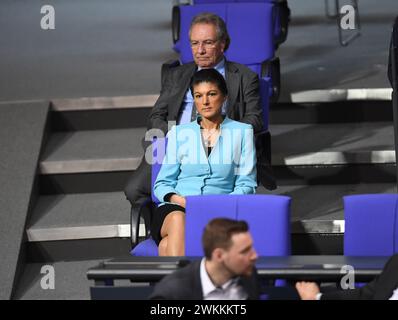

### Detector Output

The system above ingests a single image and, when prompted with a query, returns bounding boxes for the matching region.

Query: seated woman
[152,68,257,256]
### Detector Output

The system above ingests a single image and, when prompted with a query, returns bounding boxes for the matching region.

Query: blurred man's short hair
[202,218,249,259]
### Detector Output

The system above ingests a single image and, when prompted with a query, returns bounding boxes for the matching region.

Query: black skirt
[150,203,186,245]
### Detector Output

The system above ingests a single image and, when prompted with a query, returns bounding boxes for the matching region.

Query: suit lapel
[170,63,197,120]
[191,260,204,299]
[171,61,240,120]
[238,277,255,300]
[225,61,240,119]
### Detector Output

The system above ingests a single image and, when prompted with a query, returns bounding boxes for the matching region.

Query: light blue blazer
[154,117,257,203]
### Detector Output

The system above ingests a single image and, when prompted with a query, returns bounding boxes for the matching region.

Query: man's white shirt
[200,258,248,300]
[389,288,398,300]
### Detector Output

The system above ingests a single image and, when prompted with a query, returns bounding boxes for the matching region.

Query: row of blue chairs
[131,192,398,258]
[130,140,398,257]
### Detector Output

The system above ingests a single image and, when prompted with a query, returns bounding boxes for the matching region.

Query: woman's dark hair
[190,68,228,97]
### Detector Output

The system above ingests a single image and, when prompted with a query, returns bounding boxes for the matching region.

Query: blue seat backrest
[226,3,274,65]
[177,3,275,66]
[344,194,398,256]
[238,195,291,256]
[185,195,239,255]
[395,205,398,254]
[193,0,283,43]
[185,194,291,256]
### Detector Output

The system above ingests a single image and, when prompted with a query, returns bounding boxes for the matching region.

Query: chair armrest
[258,76,271,130]
[255,131,277,191]
[172,5,180,44]
[261,57,280,103]
[274,0,290,46]
[130,197,154,248]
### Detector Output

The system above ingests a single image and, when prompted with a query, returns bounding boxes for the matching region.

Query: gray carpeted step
[14,259,105,300]
[26,192,142,242]
[40,128,147,174]
[50,96,155,131]
[270,101,392,125]
[51,95,158,112]
[50,106,152,131]
[30,182,397,242]
[40,122,396,175]
[271,122,395,165]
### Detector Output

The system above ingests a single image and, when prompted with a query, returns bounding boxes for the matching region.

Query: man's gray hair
[189,12,231,51]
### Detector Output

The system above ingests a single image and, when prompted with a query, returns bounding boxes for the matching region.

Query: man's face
[190,23,226,68]
[221,232,258,277]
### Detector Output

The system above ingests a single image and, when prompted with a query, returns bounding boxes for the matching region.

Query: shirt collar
[200,258,238,298]
[197,57,226,73]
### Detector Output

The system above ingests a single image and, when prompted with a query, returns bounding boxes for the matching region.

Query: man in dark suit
[295,254,398,300]
[149,218,260,300]
[125,13,269,204]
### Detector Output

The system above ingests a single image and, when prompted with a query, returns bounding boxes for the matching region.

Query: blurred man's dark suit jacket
[149,260,260,300]
[321,254,398,300]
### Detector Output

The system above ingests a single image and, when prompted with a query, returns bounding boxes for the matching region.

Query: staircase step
[270,100,392,124]
[41,122,395,175]
[40,128,146,175]
[26,192,144,242]
[51,95,158,112]
[50,95,156,131]
[30,183,396,244]
[273,163,396,185]
[39,171,133,194]
[50,108,151,131]
[27,238,132,263]
[14,259,105,300]
[271,122,394,166]
[290,89,392,103]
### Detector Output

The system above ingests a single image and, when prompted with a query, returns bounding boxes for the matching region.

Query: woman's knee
[166,211,185,226]
[158,237,168,254]
[161,211,185,236]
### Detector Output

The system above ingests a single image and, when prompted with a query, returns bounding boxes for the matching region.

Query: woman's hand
[170,194,186,208]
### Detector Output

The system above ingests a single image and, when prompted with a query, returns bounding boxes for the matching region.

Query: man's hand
[170,194,186,208]
[295,282,321,300]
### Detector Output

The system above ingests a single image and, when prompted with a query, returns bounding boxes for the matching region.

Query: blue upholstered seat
[344,194,398,256]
